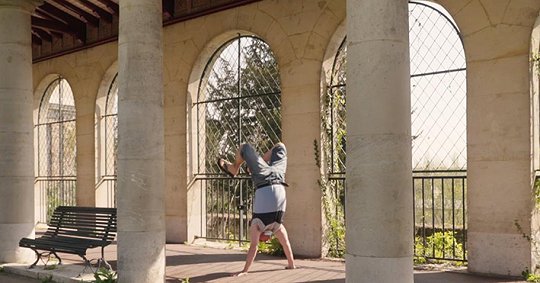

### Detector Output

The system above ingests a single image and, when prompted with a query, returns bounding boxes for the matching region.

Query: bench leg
[51,252,62,265]
[78,255,95,277]
[98,246,112,270]
[28,250,40,269]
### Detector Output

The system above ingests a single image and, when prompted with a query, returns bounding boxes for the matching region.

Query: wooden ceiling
[31,0,260,62]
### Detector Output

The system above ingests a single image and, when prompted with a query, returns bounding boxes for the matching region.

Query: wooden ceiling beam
[39,2,86,41]
[32,33,42,45]
[95,0,119,14]
[34,9,57,21]
[31,16,73,34]
[50,0,99,27]
[34,28,53,42]
[79,0,113,22]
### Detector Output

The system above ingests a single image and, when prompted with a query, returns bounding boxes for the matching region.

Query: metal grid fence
[194,35,282,242]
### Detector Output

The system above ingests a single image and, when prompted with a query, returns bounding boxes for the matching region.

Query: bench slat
[19,206,117,262]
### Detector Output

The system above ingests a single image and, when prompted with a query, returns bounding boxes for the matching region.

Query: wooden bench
[19,206,117,270]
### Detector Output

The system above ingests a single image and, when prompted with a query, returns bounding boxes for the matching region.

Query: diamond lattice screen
[197,36,282,174]
[409,1,467,170]
[37,78,77,177]
[327,40,347,174]
[327,2,467,172]
[104,75,118,176]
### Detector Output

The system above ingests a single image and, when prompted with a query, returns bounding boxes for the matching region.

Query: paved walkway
[1,243,528,282]
[0,273,40,283]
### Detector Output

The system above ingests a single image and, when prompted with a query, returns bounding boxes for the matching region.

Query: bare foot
[231,271,248,277]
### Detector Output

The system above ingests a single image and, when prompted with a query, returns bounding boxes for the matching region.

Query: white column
[345,0,412,282]
[117,1,165,282]
[0,0,40,264]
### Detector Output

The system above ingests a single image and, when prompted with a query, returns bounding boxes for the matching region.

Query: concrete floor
[0,272,40,283]
[1,243,528,283]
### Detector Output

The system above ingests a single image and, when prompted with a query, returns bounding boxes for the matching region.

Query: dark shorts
[251,211,285,233]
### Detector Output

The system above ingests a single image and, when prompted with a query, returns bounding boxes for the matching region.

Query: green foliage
[532,53,540,73]
[319,176,346,258]
[523,267,540,283]
[0,266,4,273]
[534,177,540,207]
[44,264,57,270]
[41,275,55,283]
[414,232,465,265]
[181,278,190,283]
[93,268,117,283]
[257,236,284,256]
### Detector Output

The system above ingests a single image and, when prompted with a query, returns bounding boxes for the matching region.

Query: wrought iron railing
[35,176,76,223]
[195,174,253,244]
[323,171,467,262]
[413,170,467,262]
[96,175,117,208]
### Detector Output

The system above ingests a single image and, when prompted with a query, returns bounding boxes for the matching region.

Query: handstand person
[218,142,296,276]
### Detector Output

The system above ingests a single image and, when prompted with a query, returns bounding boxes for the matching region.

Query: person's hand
[231,271,248,277]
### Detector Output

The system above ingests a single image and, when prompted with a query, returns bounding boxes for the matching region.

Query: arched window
[326,39,347,177]
[97,74,118,207]
[322,2,467,261]
[321,38,347,258]
[409,1,467,171]
[409,1,467,262]
[36,77,77,223]
[194,35,281,242]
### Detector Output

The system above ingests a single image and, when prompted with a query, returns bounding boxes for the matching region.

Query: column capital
[0,0,42,13]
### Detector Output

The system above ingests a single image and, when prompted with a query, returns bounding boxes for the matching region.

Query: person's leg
[232,223,262,276]
[274,225,295,269]
[263,142,285,163]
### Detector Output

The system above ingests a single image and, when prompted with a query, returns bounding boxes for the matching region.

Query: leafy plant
[93,267,117,283]
[534,177,540,207]
[181,278,190,283]
[0,266,4,273]
[44,264,57,270]
[40,275,55,283]
[523,267,540,283]
[414,232,465,265]
[257,236,284,256]
[532,53,540,73]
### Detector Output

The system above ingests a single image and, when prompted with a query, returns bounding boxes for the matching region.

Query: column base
[118,231,166,282]
[0,223,35,263]
[345,254,413,283]
[467,231,530,276]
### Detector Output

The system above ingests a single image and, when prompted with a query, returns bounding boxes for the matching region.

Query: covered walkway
[1,244,526,283]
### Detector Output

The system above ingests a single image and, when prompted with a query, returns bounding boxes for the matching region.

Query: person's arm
[232,224,261,276]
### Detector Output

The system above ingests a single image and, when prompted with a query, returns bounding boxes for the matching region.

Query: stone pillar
[117,1,165,282]
[345,0,412,282]
[0,0,40,263]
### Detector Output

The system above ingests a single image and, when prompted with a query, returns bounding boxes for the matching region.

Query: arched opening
[321,1,467,261]
[96,74,118,208]
[35,76,77,223]
[193,35,282,242]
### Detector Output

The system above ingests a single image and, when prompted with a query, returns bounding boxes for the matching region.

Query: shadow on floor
[166,253,248,266]
[414,271,525,283]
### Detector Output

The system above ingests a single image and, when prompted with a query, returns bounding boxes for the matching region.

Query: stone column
[0,0,40,263]
[117,1,165,282]
[345,0,412,282]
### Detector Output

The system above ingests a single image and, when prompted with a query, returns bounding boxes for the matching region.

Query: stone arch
[95,61,118,207]
[186,30,283,242]
[33,75,77,223]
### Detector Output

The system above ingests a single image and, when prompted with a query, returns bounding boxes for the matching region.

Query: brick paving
[3,243,529,282]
